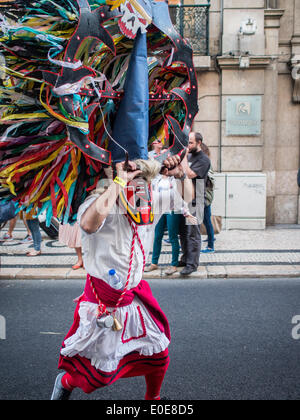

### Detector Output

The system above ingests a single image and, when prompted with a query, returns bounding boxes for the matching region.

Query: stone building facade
[178,0,300,225]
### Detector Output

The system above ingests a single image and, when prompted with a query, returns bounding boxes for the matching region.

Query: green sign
[226,96,262,136]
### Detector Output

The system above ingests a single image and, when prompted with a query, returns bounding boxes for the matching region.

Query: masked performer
[51,24,194,400]
[0,0,199,400]
[51,154,193,400]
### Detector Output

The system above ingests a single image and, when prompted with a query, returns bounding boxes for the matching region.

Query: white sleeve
[152,176,188,217]
[170,178,189,215]
[152,177,170,217]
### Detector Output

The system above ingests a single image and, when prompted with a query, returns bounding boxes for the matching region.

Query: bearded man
[179,132,211,276]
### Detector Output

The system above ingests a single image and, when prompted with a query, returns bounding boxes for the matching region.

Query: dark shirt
[189,150,211,182]
[298,169,300,188]
[188,151,211,217]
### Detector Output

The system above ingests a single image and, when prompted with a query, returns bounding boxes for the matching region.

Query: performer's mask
[119,177,154,226]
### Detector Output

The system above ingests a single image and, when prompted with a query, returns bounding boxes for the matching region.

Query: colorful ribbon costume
[0,0,198,224]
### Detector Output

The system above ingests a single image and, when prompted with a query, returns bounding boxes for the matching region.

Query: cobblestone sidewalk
[0,222,300,280]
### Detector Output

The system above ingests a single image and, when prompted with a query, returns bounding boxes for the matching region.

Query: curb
[1,265,300,280]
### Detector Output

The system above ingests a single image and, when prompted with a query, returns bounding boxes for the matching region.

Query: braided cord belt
[89,215,146,318]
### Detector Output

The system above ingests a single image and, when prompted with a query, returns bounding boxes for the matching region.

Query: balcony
[169,3,211,56]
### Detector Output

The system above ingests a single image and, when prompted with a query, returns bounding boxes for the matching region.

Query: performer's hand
[163,155,186,178]
[162,155,182,177]
[116,161,142,184]
[163,155,181,170]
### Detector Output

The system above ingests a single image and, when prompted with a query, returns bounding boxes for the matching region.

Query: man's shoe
[180,267,197,276]
[177,261,186,268]
[50,372,72,401]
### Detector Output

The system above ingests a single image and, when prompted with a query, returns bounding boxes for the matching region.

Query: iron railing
[169,4,210,55]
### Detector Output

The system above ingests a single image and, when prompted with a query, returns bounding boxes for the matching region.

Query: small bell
[96,314,114,329]
[113,317,123,332]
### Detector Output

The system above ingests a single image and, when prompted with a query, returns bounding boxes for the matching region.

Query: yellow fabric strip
[0,145,65,195]
[39,83,89,132]
[0,112,50,121]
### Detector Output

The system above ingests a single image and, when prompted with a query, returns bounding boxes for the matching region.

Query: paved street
[1,221,300,279]
[0,278,300,400]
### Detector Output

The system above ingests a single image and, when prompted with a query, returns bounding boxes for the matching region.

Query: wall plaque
[226,96,262,136]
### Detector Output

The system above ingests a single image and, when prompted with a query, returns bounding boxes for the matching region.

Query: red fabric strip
[55,175,69,208]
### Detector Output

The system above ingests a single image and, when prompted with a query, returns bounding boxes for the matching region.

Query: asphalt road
[0,278,300,400]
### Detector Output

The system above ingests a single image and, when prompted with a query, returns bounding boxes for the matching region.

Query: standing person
[179,132,211,275]
[145,175,197,276]
[201,143,215,254]
[59,223,83,270]
[144,175,181,275]
[50,156,194,400]
[25,210,42,257]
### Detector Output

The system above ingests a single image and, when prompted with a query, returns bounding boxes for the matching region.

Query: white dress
[60,177,186,372]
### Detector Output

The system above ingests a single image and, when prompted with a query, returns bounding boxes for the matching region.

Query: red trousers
[62,355,169,400]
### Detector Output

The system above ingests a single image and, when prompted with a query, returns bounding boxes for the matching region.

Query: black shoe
[50,372,72,400]
[180,266,197,276]
[177,261,186,268]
